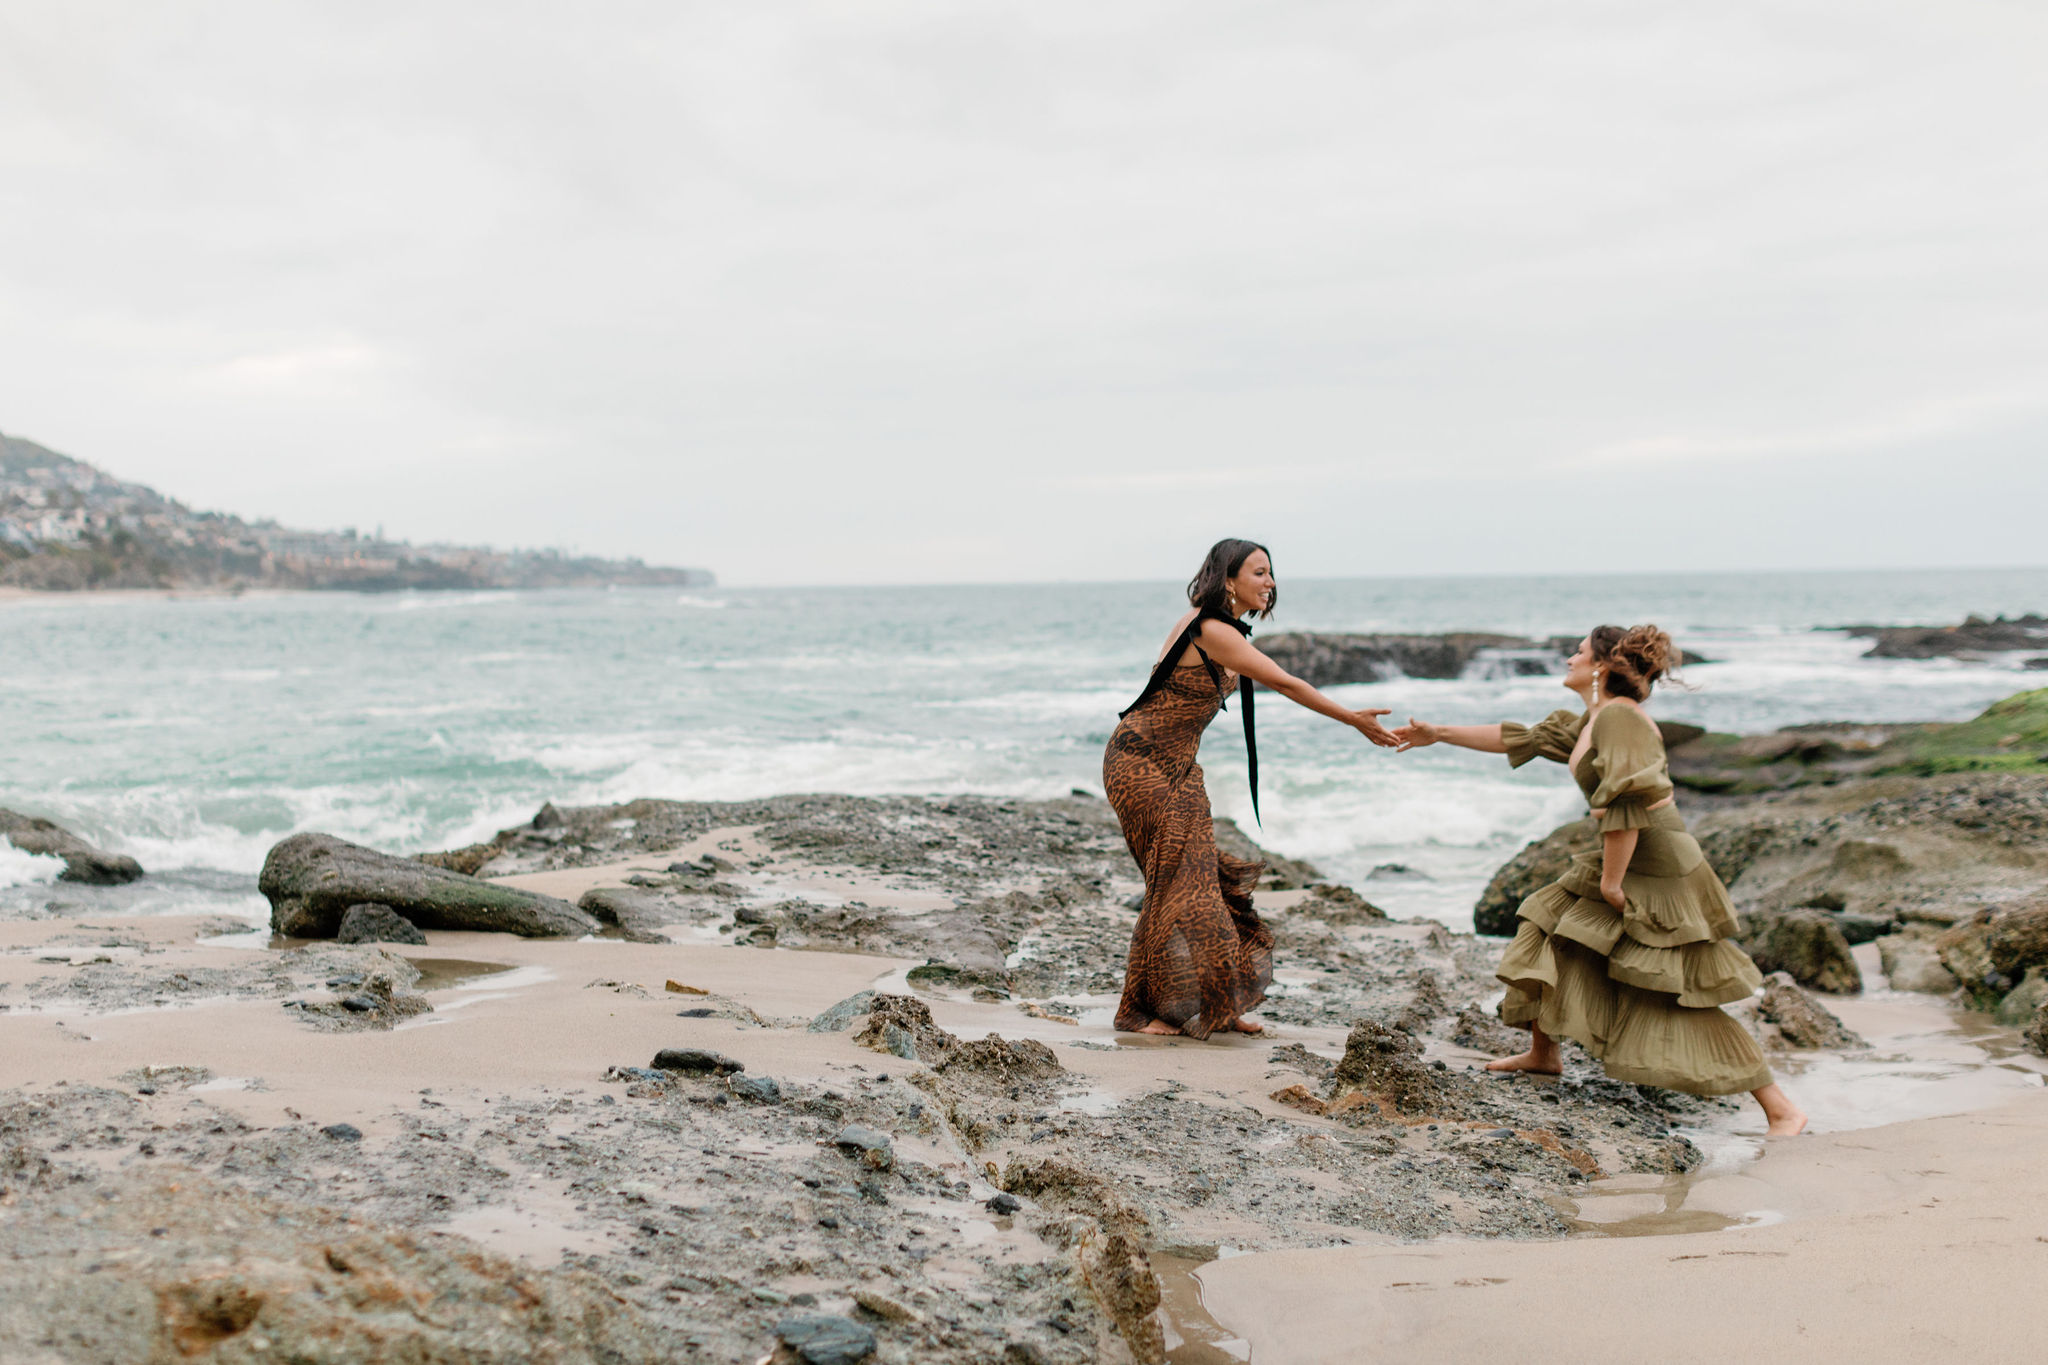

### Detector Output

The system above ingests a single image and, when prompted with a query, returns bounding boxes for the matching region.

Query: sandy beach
[1197,1089,2048,1362]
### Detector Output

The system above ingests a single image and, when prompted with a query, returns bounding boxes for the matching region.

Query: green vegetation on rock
[1669,688,2048,793]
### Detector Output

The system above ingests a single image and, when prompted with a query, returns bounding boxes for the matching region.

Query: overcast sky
[2,2,2044,585]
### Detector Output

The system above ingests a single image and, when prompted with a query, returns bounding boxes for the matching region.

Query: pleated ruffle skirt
[1496,806,1773,1096]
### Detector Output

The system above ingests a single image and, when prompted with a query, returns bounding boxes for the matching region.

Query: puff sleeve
[1588,705,1674,831]
[1501,709,1585,768]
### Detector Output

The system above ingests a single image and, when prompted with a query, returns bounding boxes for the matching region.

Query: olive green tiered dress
[1494,704,1773,1096]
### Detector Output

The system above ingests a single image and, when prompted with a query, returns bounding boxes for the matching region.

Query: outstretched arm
[1196,622,1398,747]
[1599,829,1638,910]
[1391,720,1508,753]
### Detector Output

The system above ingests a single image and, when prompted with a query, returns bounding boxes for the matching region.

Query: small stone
[677,1008,717,1018]
[1487,1128,1516,1138]
[881,1024,917,1060]
[807,991,877,1033]
[731,1076,783,1103]
[753,1287,791,1305]
[651,1048,745,1075]
[853,1289,918,1323]
[339,994,379,1013]
[335,902,426,946]
[985,1192,1021,1215]
[321,1123,363,1141]
[773,1314,877,1365]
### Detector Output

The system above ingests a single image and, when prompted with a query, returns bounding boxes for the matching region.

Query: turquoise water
[5,567,2046,928]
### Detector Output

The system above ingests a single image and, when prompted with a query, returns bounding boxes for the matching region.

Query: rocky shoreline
[3,688,2045,1362]
[2,791,1775,1365]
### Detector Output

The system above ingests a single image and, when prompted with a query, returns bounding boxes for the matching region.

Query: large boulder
[1742,910,1861,994]
[260,833,598,939]
[0,809,144,885]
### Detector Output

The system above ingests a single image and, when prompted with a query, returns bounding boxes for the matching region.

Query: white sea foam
[0,846,66,887]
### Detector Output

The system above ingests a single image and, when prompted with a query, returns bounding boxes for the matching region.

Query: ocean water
[4,568,2046,930]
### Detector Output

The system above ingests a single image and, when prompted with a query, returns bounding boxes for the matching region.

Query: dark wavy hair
[1589,623,1679,701]
[1187,539,1275,620]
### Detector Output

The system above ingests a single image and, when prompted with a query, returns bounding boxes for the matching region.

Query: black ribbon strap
[1119,610,1262,826]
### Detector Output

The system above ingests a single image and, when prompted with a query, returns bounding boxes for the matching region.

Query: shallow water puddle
[1154,1253,1253,1364]
[1560,987,2047,1238]
[408,957,518,991]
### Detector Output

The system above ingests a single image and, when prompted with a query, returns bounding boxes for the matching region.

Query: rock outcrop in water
[1258,632,1713,687]
[1841,613,2048,661]
[0,808,143,885]
[260,832,598,939]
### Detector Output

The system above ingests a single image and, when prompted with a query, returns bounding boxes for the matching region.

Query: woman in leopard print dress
[1105,540,1399,1038]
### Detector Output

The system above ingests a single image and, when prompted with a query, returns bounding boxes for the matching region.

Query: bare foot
[1484,1051,1562,1075]
[1227,1017,1265,1036]
[1766,1109,1809,1137]
[1135,1019,1178,1036]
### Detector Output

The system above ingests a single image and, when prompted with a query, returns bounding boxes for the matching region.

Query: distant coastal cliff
[0,430,714,593]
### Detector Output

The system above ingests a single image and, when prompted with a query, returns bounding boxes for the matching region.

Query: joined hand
[1353,708,1398,747]
[1391,717,1439,751]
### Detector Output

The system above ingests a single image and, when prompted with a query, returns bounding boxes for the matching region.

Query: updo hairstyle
[1588,623,1677,701]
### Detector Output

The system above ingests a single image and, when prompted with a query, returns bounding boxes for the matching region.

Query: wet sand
[1196,968,2048,1364]
[1197,1091,2048,1362]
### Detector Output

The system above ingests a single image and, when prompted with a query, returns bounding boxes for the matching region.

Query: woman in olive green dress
[1396,625,1807,1136]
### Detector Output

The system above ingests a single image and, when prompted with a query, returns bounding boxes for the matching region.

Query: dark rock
[1743,910,1861,994]
[1754,972,1865,1049]
[772,1314,876,1365]
[531,802,566,829]
[339,994,378,1013]
[1845,614,2048,660]
[1832,911,1899,946]
[651,1048,744,1075]
[261,833,598,939]
[1473,818,1598,936]
[0,809,144,885]
[320,1123,362,1141]
[1259,631,1547,684]
[985,1192,1022,1214]
[729,1075,782,1103]
[806,991,876,1033]
[334,903,427,946]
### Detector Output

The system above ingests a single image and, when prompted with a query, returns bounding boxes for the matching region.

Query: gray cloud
[2,0,2043,584]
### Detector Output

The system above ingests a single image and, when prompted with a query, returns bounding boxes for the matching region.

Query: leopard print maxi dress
[1104,631,1272,1038]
